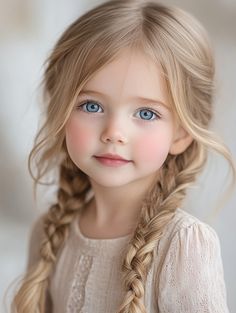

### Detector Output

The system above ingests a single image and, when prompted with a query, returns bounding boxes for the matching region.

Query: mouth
[93,154,131,167]
[94,153,130,161]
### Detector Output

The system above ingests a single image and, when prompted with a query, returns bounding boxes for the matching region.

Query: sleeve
[26,213,53,313]
[157,222,230,313]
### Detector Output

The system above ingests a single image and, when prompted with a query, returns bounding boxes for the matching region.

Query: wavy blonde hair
[11,0,236,312]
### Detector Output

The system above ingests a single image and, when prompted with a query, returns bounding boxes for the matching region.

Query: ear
[169,126,193,155]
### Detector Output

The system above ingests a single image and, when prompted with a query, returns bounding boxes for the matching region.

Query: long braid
[117,142,207,313]
[41,156,90,262]
[12,156,91,312]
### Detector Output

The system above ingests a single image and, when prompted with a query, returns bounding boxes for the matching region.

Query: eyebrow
[78,89,170,111]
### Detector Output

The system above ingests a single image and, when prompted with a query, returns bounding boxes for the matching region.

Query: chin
[89,175,133,188]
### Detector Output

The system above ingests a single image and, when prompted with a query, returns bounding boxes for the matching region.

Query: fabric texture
[27,208,230,313]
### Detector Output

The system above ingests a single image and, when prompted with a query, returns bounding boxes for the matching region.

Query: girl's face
[65,49,180,188]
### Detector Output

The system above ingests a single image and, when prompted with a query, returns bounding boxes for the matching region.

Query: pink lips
[94,153,131,167]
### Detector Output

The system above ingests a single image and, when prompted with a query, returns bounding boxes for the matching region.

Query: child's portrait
[1,0,236,312]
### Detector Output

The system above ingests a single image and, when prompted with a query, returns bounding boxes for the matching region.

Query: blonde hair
[11,0,236,312]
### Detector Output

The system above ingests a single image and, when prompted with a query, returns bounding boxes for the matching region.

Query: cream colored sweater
[27,208,230,313]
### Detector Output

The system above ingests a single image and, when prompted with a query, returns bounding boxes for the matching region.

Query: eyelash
[76,99,161,121]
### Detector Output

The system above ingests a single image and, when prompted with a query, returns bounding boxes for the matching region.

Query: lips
[94,154,131,167]
[95,153,129,161]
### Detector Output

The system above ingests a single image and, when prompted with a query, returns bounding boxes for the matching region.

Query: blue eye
[137,109,158,121]
[78,101,103,113]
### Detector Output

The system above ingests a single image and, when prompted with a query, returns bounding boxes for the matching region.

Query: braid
[12,156,91,312]
[117,142,207,313]
[41,156,90,262]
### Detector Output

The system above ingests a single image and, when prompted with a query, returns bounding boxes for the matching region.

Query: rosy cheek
[65,117,94,154]
[134,131,171,165]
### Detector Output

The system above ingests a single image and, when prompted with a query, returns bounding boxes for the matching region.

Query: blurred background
[0,0,235,312]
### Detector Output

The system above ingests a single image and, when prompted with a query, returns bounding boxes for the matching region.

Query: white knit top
[27,208,230,313]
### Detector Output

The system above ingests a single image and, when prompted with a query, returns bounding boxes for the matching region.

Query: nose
[100,117,128,145]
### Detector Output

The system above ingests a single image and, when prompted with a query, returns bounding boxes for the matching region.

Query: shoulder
[162,207,220,242]
[27,212,47,270]
[154,208,225,285]
[155,208,222,267]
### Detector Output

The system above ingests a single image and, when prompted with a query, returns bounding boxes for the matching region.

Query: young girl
[11,0,235,312]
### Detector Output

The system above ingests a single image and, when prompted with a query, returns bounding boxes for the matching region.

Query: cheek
[134,130,172,165]
[65,117,94,155]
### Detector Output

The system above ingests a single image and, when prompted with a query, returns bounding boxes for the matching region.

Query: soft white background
[0,0,235,312]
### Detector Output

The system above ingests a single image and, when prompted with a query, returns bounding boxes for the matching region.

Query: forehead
[80,49,169,105]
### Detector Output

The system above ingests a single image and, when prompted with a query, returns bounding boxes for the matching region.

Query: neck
[85,175,157,229]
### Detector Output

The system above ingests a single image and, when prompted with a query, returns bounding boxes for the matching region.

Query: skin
[65,48,192,238]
